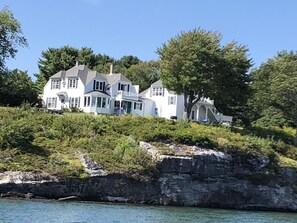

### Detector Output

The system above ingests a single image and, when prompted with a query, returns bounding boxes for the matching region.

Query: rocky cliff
[1,143,297,212]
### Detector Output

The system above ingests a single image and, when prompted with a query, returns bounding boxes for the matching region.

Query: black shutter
[127,84,130,92]
[134,102,136,110]
[103,82,105,91]
[140,103,142,110]
[118,83,121,90]
[93,80,96,90]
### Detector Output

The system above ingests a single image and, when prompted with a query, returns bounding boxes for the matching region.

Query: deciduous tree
[157,28,251,119]
[0,7,27,71]
[125,61,160,92]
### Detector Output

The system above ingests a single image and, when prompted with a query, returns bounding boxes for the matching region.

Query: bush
[0,120,35,150]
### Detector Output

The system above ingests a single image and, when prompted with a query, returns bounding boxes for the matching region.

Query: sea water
[0,199,297,223]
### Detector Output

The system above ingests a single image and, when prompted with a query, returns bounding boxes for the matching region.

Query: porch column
[196,105,200,121]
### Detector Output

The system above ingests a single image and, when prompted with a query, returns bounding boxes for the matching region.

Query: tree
[0,69,38,106]
[37,46,79,81]
[0,7,27,71]
[125,61,160,92]
[157,28,252,119]
[117,55,141,70]
[36,46,110,92]
[250,51,297,144]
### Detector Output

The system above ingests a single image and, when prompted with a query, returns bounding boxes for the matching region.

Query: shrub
[0,120,35,150]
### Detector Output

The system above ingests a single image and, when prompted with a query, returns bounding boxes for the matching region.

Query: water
[0,199,297,223]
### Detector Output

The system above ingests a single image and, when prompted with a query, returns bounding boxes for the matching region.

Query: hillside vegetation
[0,107,296,180]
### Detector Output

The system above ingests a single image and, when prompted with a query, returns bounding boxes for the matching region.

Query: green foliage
[157,28,251,119]
[0,119,35,150]
[0,7,27,70]
[125,61,160,92]
[249,51,297,136]
[253,106,288,128]
[0,69,38,106]
[1,107,297,180]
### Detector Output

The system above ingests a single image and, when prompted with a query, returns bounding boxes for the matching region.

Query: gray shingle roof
[49,65,106,85]
[107,73,131,85]
[151,79,163,86]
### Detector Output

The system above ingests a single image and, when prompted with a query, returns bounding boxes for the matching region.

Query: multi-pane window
[94,81,105,91]
[69,97,80,107]
[68,78,78,88]
[102,98,107,108]
[168,96,176,105]
[118,83,129,92]
[91,97,96,107]
[96,97,109,108]
[152,87,163,96]
[47,97,57,108]
[84,96,91,107]
[51,79,61,89]
[134,102,142,110]
[96,97,101,108]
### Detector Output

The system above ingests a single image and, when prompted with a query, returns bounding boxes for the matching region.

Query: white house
[43,64,232,124]
[140,80,233,124]
[43,63,145,116]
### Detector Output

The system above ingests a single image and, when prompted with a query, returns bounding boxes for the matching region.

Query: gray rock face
[1,148,297,212]
[79,153,108,177]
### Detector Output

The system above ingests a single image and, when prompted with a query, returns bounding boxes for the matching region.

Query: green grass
[0,107,296,179]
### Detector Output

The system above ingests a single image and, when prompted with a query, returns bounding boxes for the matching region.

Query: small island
[1,107,297,211]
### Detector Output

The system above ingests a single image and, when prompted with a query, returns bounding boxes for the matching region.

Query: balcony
[115,90,139,101]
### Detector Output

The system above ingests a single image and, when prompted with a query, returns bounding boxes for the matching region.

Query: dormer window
[118,83,130,92]
[51,79,61,89]
[94,80,105,91]
[152,87,163,96]
[68,78,78,88]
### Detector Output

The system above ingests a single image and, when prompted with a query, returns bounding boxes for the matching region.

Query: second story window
[94,80,105,91]
[118,83,130,92]
[51,79,61,89]
[168,96,176,105]
[152,87,163,96]
[68,78,78,88]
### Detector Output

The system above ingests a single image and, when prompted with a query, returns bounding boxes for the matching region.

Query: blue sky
[1,0,297,78]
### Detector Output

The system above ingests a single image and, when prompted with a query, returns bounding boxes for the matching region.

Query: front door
[127,102,132,113]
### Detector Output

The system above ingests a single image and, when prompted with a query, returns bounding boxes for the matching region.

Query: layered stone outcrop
[1,144,297,211]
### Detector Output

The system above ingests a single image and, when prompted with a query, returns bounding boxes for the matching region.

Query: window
[69,97,80,107]
[152,87,163,96]
[94,80,105,91]
[134,102,142,110]
[91,97,96,107]
[168,96,176,105]
[68,78,78,88]
[118,83,130,92]
[51,79,61,89]
[47,97,57,108]
[191,111,195,120]
[102,98,106,108]
[84,96,91,107]
[97,97,101,108]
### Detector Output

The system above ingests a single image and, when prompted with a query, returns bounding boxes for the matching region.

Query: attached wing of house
[140,80,233,124]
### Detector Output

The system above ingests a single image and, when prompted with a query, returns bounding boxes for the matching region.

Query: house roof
[49,65,107,85]
[84,90,111,97]
[151,79,163,86]
[139,88,149,96]
[50,70,66,79]
[107,73,131,85]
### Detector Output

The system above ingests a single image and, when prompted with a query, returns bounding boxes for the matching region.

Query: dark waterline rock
[1,149,297,212]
